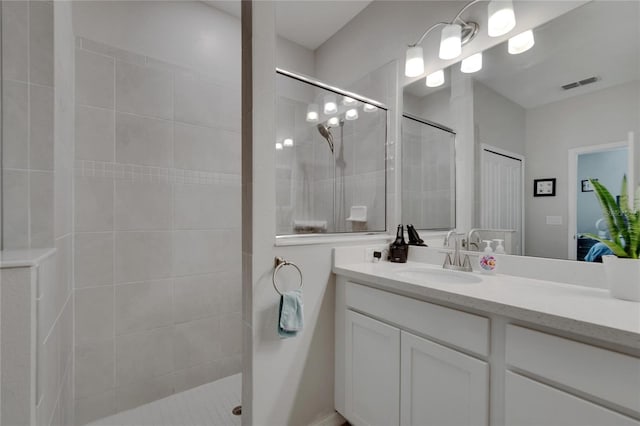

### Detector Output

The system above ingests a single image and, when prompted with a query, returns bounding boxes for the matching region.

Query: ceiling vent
[561,76,599,90]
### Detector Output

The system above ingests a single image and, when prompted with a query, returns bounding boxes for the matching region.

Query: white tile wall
[73,37,242,424]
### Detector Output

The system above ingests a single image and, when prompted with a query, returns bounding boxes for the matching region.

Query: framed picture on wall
[534,178,556,197]
[581,179,597,192]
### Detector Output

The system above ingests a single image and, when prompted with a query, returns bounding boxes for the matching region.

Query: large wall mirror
[402,0,639,261]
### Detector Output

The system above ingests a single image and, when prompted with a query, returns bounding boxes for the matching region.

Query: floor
[88,374,242,426]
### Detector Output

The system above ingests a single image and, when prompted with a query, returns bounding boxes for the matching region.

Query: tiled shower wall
[73,38,242,424]
[2,2,75,425]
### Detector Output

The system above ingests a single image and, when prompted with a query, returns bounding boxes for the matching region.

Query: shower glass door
[275,70,387,236]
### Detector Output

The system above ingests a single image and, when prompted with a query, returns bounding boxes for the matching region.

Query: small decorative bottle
[479,240,497,273]
[389,225,409,263]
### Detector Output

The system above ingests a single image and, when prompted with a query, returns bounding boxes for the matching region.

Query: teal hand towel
[278,289,304,338]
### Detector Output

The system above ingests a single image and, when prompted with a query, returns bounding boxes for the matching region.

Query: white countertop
[333,260,640,349]
[0,248,56,268]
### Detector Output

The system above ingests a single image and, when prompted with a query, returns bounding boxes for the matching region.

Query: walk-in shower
[275,69,388,236]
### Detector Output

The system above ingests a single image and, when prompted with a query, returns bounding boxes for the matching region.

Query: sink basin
[395,267,482,284]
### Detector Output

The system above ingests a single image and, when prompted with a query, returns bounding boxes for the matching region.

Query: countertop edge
[333,264,640,350]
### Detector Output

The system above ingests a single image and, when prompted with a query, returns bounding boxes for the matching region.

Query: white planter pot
[602,255,640,302]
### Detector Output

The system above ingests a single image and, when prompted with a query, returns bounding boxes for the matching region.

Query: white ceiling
[205,0,372,50]
[406,1,640,109]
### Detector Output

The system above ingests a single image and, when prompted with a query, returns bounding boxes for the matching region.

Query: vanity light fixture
[426,70,445,87]
[275,142,284,150]
[327,116,340,127]
[460,52,482,73]
[306,104,319,122]
[405,46,425,77]
[488,0,516,37]
[404,0,518,82]
[283,138,294,147]
[324,95,337,114]
[363,104,378,113]
[439,24,462,60]
[342,96,358,106]
[345,108,358,120]
[508,29,535,54]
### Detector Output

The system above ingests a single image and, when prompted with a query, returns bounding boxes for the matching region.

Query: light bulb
[342,96,357,106]
[439,24,462,60]
[426,70,445,88]
[324,95,337,114]
[460,52,483,73]
[283,138,294,147]
[488,0,516,37]
[405,46,425,77]
[363,104,378,113]
[327,116,340,127]
[345,108,358,120]
[508,30,535,54]
[306,104,319,122]
[275,142,283,150]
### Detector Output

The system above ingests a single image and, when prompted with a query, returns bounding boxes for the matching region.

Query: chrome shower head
[316,123,335,153]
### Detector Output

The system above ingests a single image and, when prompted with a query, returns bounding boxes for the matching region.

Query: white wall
[525,80,640,259]
[474,81,526,156]
[72,0,240,86]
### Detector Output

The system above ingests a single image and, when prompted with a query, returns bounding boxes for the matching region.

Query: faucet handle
[443,253,453,268]
[461,255,473,272]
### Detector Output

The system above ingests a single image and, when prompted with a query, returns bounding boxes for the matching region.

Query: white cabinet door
[505,371,640,426]
[400,331,489,426]
[345,310,400,426]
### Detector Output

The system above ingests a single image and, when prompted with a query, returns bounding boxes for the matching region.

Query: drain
[232,405,242,416]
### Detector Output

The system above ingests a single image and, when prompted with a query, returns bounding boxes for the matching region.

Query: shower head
[316,123,335,153]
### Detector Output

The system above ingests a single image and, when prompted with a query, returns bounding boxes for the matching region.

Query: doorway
[567,133,635,260]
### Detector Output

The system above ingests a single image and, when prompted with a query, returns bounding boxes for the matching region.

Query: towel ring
[272,257,303,296]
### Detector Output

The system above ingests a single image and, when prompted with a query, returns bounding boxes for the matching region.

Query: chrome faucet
[443,232,473,272]
[466,228,482,251]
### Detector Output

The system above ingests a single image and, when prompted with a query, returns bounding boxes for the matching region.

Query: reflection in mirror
[401,114,455,230]
[402,0,639,260]
[275,70,387,236]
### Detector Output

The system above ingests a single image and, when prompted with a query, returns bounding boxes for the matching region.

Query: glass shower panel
[401,115,456,230]
[276,71,387,236]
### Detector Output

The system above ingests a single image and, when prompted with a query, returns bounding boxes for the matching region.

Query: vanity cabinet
[335,275,640,426]
[339,281,490,426]
[345,311,400,426]
[400,331,488,426]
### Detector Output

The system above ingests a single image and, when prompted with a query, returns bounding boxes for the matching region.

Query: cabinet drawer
[505,371,640,425]
[506,325,640,414]
[346,281,489,356]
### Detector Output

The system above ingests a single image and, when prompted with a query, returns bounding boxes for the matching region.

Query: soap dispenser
[389,225,409,263]
[493,239,506,254]
[479,240,497,273]
[482,240,493,253]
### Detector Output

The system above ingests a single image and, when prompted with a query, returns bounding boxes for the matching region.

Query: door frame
[480,144,526,255]
[566,132,635,260]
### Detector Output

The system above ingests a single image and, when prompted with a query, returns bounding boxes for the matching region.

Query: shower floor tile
[88,374,241,426]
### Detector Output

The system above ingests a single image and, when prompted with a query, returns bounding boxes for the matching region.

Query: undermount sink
[395,267,482,284]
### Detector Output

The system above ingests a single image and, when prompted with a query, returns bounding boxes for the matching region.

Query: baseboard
[307,410,347,426]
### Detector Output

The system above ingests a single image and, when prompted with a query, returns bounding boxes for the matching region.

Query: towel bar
[272,256,303,296]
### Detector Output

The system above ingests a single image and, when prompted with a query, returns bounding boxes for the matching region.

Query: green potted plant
[584,176,640,301]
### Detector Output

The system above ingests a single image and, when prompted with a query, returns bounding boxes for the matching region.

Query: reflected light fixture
[508,29,535,54]
[345,108,359,120]
[405,46,425,77]
[327,116,340,127]
[275,142,283,150]
[363,104,378,113]
[342,96,357,106]
[426,70,445,88]
[306,104,319,122]
[324,95,337,114]
[460,52,482,73]
[283,138,294,147]
[488,0,516,37]
[439,24,462,60]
